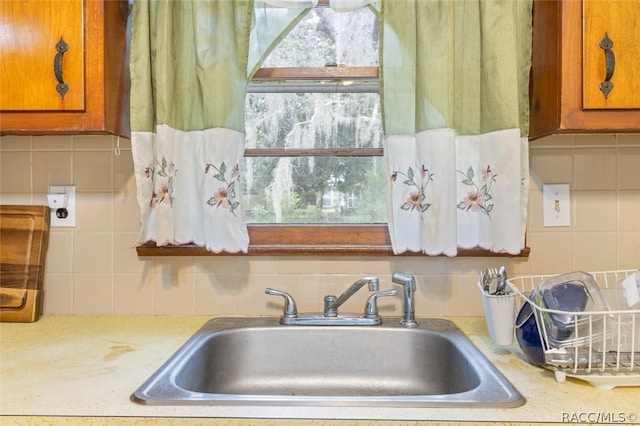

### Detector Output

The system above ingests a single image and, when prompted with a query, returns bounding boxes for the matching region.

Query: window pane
[244,6,384,226]
[263,6,379,68]
[243,156,387,224]
[245,92,381,150]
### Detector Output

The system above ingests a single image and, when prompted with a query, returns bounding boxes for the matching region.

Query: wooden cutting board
[0,205,50,322]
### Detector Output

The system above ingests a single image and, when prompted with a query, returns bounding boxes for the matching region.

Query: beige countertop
[1,315,639,425]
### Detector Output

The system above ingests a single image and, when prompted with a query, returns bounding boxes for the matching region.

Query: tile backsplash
[1,133,638,316]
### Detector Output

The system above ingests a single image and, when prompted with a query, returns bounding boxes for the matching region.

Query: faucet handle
[364,289,397,319]
[265,288,298,318]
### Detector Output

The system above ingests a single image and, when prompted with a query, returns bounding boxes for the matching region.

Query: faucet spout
[392,272,418,327]
[324,277,379,317]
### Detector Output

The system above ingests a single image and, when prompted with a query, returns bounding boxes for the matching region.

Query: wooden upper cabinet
[529,0,640,140]
[0,1,84,111]
[0,0,130,137]
[583,0,640,110]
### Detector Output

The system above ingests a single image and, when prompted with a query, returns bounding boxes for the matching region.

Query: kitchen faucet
[265,276,395,326]
[392,272,418,327]
[323,277,379,317]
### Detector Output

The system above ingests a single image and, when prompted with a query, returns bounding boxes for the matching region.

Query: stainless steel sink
[131,317,524,407]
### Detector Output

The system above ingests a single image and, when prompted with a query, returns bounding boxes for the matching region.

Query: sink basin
[131,317,524,408]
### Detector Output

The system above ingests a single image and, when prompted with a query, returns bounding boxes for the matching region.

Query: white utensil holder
[478,281,516,346]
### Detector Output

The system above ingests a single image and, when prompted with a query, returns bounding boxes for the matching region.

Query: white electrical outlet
[542,183,570,227]
[48,185,76,227]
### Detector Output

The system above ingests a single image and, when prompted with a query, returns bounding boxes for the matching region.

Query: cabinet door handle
[599,32,615,99]
[54,37,69,100]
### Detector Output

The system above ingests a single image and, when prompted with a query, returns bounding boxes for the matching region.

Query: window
[243,3,392,253]
[135,1,530,257]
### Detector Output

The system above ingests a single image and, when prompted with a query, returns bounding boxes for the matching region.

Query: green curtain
[382,0,532,136]
[130,0,254,133]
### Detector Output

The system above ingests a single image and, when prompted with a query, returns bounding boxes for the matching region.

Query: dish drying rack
[507,269,639,389]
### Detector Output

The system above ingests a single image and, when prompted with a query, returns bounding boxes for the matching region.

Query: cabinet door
[0,0,84,111]
[583,0,640,109]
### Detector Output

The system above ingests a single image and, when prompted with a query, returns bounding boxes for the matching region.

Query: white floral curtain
[382,0,532,255]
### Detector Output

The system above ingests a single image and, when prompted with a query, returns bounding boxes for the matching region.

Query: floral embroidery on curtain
[457,165,497,218]
[391,164,434,218]
[205,162,241,216]
[146,157,177,208]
